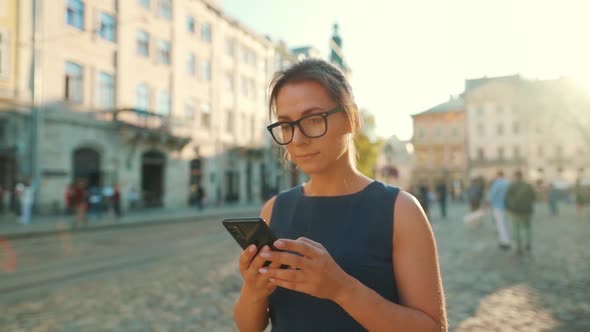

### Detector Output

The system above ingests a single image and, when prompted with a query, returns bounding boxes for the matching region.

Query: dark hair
[514,170,523,179]
[268,59,360,165]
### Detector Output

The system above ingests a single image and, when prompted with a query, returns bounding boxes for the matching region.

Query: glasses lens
[300,115,326,137]
[270,124,292,144]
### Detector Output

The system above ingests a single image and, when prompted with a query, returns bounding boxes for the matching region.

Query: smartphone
[222,217,278,250]
[222,217,290,269]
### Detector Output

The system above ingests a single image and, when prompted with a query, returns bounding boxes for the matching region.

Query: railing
[111,108,192,137]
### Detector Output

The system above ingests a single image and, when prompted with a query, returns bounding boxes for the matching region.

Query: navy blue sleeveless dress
[268,181,401,331]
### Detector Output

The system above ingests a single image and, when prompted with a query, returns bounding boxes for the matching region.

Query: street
[0,203,589,331]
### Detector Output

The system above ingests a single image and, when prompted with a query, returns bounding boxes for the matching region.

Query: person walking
[436,181,448,219]
[575,177,585,219]
[505,171,536,255]
[487,171,511,250]
[233,59,446,331]
[16,180,34,225]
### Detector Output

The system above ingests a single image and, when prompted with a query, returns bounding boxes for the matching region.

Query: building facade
[464,75,589,186]
[375,135,414,190]
[0,0,312,214]
[411,96,468,194]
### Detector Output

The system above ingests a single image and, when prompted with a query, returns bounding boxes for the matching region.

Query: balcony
[111,108,192,151]
[469,157,526,167]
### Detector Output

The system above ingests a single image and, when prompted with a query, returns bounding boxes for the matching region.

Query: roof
[464,74,522,93]
[413,97,464,117]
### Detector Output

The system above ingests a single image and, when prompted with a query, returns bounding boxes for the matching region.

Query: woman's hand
[257,237,352,302]
[238,245,278,301]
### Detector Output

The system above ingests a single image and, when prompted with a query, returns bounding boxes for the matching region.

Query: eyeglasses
[266,107,345,145]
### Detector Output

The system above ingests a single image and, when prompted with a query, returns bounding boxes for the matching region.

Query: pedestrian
[505,170,536,255]
[233,59,447,331]
[72,179,88,228]
[196,186,205,210]
[16,179,34,225]
[436,181,448,219]
[487,171,511,250]
[112,184,122,218]
[467,177,484,211]
[65,183,75,216]
[547,182,559,216]
[0,184,4,215]
[418,184,430,218]
[575,177,585,219]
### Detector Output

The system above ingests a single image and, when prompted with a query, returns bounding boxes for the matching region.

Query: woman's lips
[296,152,319,160]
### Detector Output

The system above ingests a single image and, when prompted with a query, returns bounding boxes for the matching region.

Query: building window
[415,128,423,139]
[251,115,257,140]
[64,61,84,103]
[187,16,195,34]
[66,0,85,30]
[0,29,9,80]
[555,145,563,158]
[201,23,212,43]
[138,0,150,9]
[477,123,484,135]
[157,40,171,65]
[477,106,484,116]
[452,127,459,137]
[497,123,504,135]
[225,38,235,56]
[538,146,544,158]
[513,122,519,134]
[435,127,442,137]
[186,53,196,76]
[200,59,211,81]
[227,110,234,132]
[156,90,170,116]
[96,72,115,109]
[136,30,150,57]
[225,73,234,91]
[201,102,211,128]
[496,105,503,113]
[249,80,256,100]
[513,146,520,159]
[498,147,504,160]
[243,113,249,138]
[242,47,249,64]
[97,12,116,42]
[477,148,485,160]
[158,0,172,20]
[185,98,195,119]
[250,53,257,67]
[135,84,150,111]
[241,76,248,97]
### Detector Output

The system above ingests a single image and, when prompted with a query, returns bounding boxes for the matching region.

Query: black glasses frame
[266,107,345,145]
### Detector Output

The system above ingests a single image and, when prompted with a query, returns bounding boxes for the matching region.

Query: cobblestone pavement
[0,202,588,331]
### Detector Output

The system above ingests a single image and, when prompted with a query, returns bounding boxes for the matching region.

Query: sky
[221,0,590,140]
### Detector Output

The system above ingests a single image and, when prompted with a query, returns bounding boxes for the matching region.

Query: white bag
[463,208,487,228]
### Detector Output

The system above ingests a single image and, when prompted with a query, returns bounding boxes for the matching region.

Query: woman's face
[275,80,351,175]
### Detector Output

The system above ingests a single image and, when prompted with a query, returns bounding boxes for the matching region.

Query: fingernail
[249,246,256,253]
[275,240,284,247]
[260,252,271,258]
[258,268,267,274]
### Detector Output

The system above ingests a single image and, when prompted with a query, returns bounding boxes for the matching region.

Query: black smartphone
[222,217,278,250]
[222,217,290,269]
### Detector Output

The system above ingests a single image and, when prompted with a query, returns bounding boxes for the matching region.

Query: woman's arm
[332,191,447,331]
[233,196,276,332]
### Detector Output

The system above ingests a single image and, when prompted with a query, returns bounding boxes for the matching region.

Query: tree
[354,110,383,177]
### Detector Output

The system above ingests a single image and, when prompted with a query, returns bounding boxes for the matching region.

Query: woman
[233,59,447,331]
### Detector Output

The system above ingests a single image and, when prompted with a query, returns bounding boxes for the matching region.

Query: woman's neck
[303,162,373,196]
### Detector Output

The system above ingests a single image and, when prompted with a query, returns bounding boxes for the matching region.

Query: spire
[330,22,346,71]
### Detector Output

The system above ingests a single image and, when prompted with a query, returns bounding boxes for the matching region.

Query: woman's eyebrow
[277,107,325,121]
